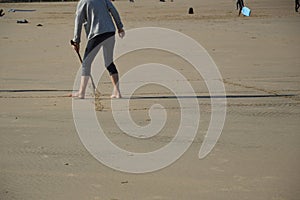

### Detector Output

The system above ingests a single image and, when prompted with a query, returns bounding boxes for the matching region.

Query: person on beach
[236,0,244,16]
[296,0,300,12]
[72,0,125,99]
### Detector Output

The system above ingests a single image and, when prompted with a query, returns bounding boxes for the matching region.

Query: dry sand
[0,0,300,199]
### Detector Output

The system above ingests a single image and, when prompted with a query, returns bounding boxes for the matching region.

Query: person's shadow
[126,94,294,100]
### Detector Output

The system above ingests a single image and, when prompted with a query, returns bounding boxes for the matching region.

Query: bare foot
[110,94,122,99]
[71,92,85,99]
[111,88,122,99]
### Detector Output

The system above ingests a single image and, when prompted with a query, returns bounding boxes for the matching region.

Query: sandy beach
[0,0,300,199]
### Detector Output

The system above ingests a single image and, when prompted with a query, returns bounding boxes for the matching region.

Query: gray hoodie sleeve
[105,0,123,30]
[73,1,87,43]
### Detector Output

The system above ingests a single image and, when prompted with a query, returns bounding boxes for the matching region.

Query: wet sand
[0,0,300,199]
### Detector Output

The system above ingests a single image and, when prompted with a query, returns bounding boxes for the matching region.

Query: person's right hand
[118,28,125,39]
[71,41,80,53]
[73,43,80,53]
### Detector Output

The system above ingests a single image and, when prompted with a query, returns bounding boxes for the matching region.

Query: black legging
[82,32,118,76]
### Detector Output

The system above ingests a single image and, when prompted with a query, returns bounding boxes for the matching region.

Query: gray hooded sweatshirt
[73,0,123,43]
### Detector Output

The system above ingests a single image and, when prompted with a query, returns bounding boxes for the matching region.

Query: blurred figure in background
[296,0,300,12]
[236,0,244,16]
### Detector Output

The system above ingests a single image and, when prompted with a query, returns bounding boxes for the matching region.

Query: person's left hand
[118,28,125,39]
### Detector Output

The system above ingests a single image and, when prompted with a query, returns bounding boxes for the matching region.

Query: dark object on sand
[160,0,165,2]
[9,9,36,12]
[17,19,28,24]
[37,24,43,27]
[296,0,300,12]
[236,0,245,16]
[0,9,5,17]
[188,7,194,14]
